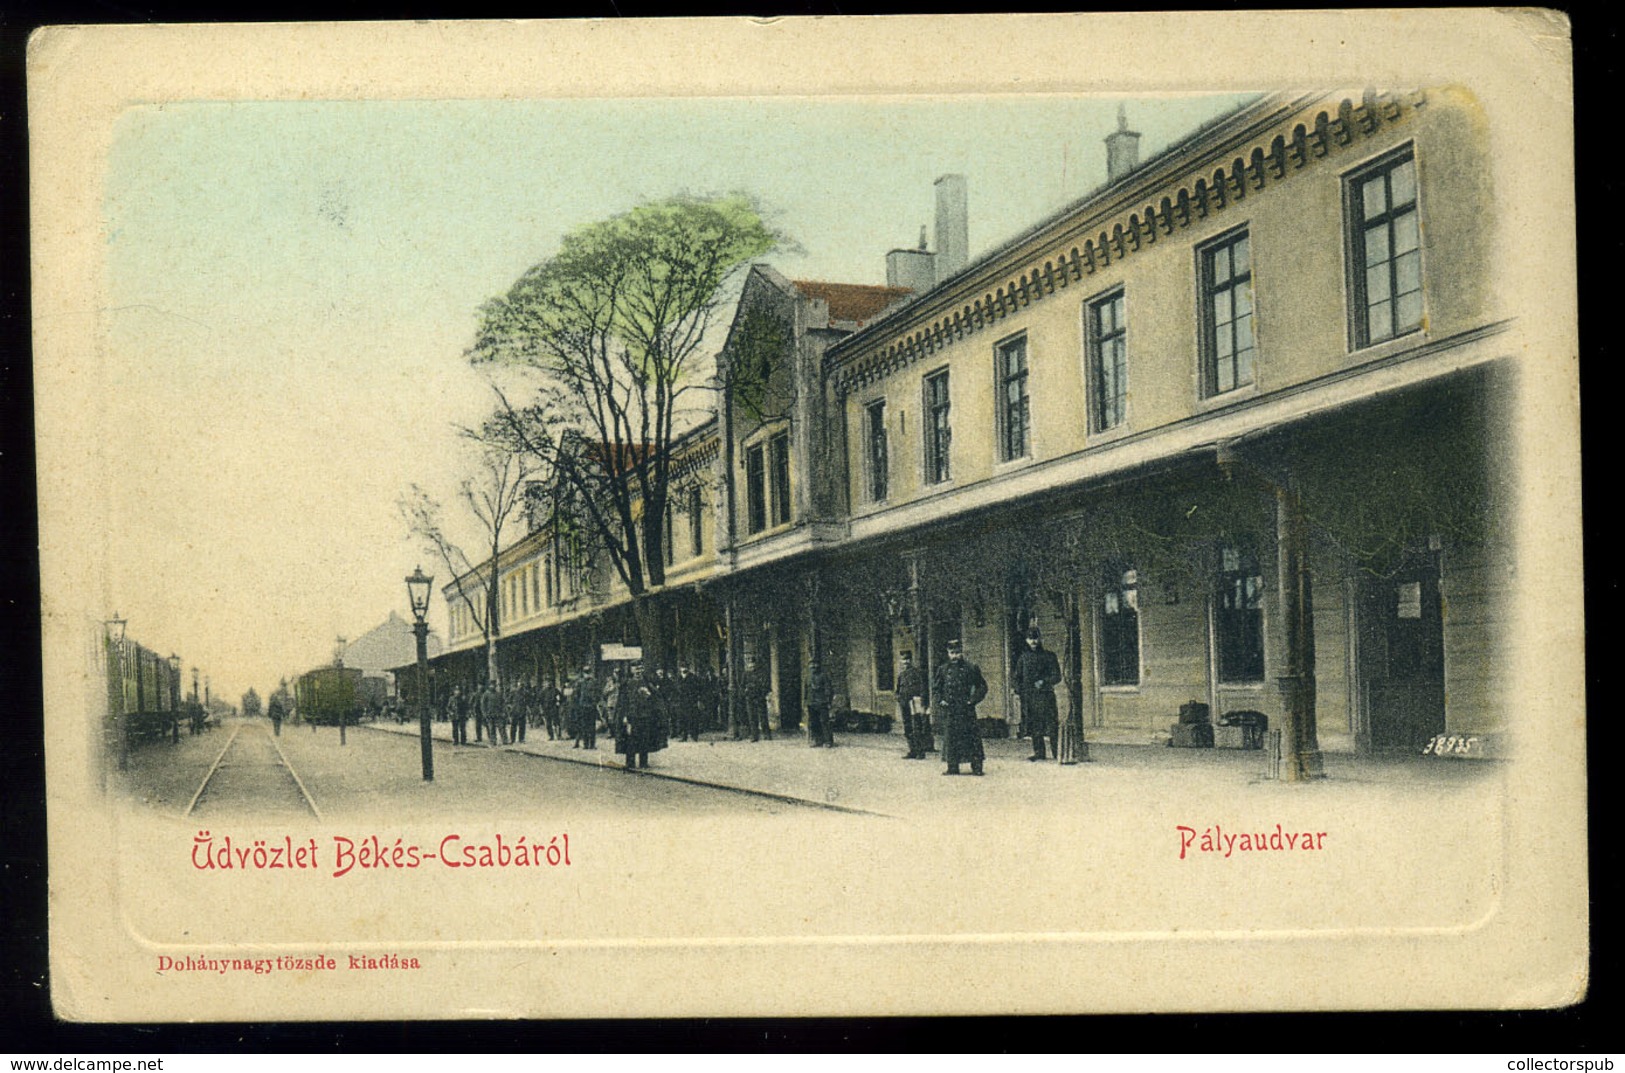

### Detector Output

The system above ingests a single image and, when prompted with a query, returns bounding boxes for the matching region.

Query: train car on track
[105,632,185,743]
[293,665,367,725]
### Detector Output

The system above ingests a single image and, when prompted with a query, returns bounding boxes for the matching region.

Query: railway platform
[364,716,1497,819]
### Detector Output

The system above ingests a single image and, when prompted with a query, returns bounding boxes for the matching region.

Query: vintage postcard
[30,12,1584,1020]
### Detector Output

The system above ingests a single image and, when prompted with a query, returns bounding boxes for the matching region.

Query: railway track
[186,720,323,819]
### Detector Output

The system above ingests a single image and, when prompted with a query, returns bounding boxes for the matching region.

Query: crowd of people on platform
[434,663,730,770]
[375,627,1066,778]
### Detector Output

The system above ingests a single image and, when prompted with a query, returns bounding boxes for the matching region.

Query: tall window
[865,399,889,503]
[559,532,581,598]
[873,618,895,692]
[1088,289,1128,432]
[745,444,767,534]
[1216,542,1265,683]
[544,555,554,607]
[769,433,792,526]
[996,336,1030,461]
[688,486,704,558]
[663,501,675,567]
[1100,564,1140,686]
[1348,147,1422,347]
[1200,229,1255,397]
[924,369,952,484]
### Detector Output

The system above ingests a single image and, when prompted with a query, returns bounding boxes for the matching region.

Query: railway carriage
[104,633,185,743]
[294,666,368,726]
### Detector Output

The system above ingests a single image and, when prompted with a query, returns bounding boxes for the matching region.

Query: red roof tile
[791,280,913,326]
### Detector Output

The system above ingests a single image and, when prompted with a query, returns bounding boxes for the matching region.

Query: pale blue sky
[100,93,1255,698]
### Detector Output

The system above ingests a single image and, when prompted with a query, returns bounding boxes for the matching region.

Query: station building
[422,87,1517,765]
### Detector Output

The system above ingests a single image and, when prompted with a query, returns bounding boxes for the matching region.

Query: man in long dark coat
[615,664,667,770]
[742,655,772,742]
[508,681,528,744]
[1014,627,1062,761]
[567,664,598,749]
[805,659,836,748]
[932,638,988,776]
[267,693,285,737]
[651,668,676,745]
[676,665,703,742]
[479,682,503,746]
[447,685,468,745]
[894,650,929,759]
[540,679,562,740]
[703,667,725,733]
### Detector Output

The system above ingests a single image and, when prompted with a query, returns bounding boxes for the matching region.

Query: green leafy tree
[469,194,781,665]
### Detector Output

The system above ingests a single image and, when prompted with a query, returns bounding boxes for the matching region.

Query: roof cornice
[826,88,1429,394]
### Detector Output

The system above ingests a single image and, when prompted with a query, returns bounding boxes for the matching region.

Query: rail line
[185,720,323,820]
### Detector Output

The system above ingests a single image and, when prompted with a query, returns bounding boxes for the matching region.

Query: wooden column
[1276,482,1325,780]
[1058,590,1091,764]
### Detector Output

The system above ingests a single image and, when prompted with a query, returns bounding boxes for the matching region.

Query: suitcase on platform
[1168,721,1214,748]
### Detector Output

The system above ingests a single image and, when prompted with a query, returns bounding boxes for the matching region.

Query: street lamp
[406,565,435,782]
[167,654,181,744]
[105,614,127,772]
[335,635,349,746]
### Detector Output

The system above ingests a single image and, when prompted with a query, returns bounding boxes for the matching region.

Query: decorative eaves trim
[831,88,1427,397]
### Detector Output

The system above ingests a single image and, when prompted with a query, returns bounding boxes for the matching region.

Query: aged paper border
[29,11,1585,1020]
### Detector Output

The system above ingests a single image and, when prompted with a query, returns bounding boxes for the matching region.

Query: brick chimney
[1105,104,1141,184]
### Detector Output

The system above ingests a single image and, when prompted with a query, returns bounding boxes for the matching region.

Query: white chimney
[887,245,936,293]
[934,174,968,279]
[1105,104,1141,184]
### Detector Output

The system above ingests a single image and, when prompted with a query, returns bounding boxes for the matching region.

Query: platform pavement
[352,715,1436,818]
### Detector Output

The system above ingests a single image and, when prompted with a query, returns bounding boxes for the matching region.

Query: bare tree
[398,425,537,687]
[467,194,781,666]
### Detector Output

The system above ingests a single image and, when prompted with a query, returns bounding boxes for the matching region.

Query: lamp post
[106,614,127,771]
[406,565,435,782]
[168,655,182,743]
[335,636,348,746]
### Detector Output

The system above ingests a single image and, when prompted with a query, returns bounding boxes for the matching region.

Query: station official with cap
[1014,627,1062,761]
[931,638,988,776]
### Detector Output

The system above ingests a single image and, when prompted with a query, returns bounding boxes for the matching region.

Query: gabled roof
[342,611,443,672]
[790,280,913,327]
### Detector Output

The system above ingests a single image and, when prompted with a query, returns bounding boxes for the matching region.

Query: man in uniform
[931,638,988,776]
[1014,626,1062,761]
[804,658,836,748]
[448,685,468,745]
[508,680,528,744]
[894,650,928,759]
[676,665,702,742]
[479,681,503,746]
[568,662,598,749]
[540,678,562,741]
